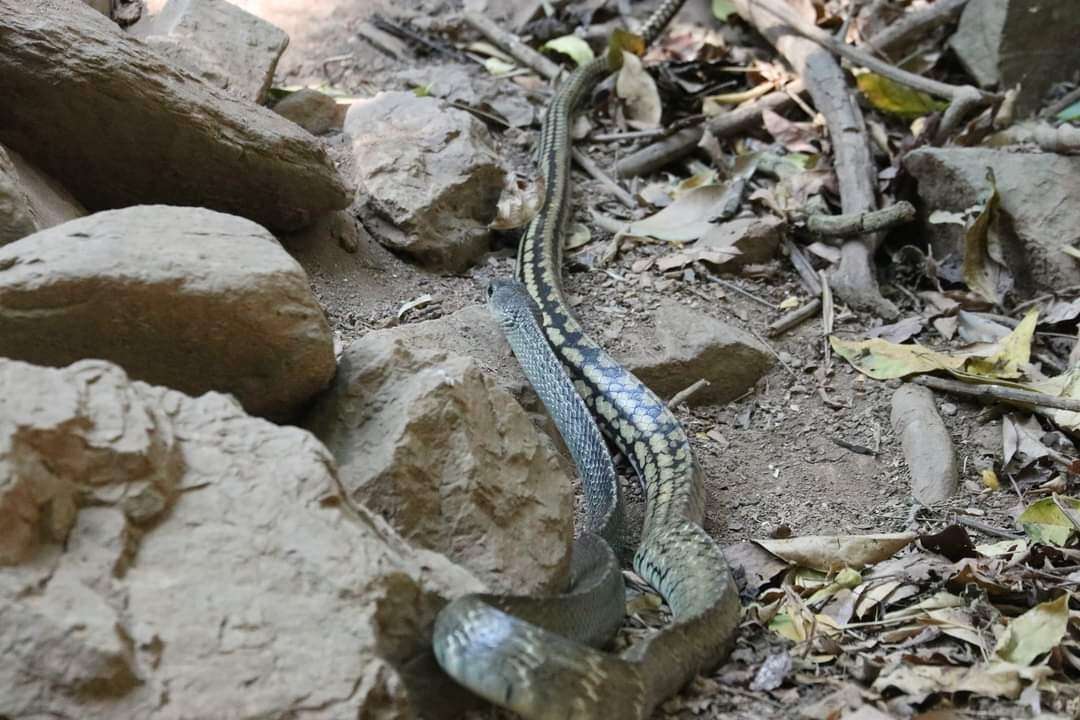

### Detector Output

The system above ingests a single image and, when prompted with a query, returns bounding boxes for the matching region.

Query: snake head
[486,278,543,330]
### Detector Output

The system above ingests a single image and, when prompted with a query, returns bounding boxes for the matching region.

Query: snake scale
[433,1,741,717]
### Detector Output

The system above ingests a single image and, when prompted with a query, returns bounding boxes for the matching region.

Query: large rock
[346,91,505,271]
[0,358,481,719]
[623,300,775,405]
[305,336,573,595]
[0,144,85,246]
[0,206,335,420]
[950,0,1080,113]
[903,147,1080,292]
[0,0,349,232]
[394,64,536,128]
[130,0,289,105]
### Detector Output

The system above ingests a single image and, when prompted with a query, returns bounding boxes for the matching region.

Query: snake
[433,1,742,717]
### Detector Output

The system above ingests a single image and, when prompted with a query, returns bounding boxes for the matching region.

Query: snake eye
[486,284,495,299]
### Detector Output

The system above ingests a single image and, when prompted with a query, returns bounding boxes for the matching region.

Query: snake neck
[514,51,703,536]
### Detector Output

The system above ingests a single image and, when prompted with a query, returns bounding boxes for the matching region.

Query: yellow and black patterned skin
[433,2,742,717]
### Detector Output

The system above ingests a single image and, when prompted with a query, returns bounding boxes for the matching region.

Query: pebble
[940,402,958,416]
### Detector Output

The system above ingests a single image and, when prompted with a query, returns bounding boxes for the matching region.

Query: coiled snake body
[433,2,741,717]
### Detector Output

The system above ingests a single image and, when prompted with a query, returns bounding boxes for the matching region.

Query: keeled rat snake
[433,2,741,717]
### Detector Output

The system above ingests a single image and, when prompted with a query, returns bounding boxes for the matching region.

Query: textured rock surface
[623,300,774,405]
[904,147,1080,291]
[0,358,481,719]
[346,91,505,271]
[0,144,85,246]
[891,385,958,504]
[273,88,343,135]
[130,0,289,104]
[305,336,573,595]
[950,0,1007,87]
[0,206,335,419]
[0,0,349,232]
[950,0,1080,113]
[394,63,536,128]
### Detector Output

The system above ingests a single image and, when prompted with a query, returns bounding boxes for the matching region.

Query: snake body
[433,2,741,717]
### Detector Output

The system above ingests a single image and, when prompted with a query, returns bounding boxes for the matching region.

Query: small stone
[940,402,958,416]
[623,300,774,405]
[273,88,342,136]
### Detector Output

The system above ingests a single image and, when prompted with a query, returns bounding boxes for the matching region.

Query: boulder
[0,0,349,232]
[950,0,1080,114]
[0,144,85,246]
[305,336,573,595]
[345,91,505,272]
[623,300,775,405]
[130,0,289,105]
[0,357,481,718]
[903,147,1080,292]
[0,206,335,420]
[273,88,343,135]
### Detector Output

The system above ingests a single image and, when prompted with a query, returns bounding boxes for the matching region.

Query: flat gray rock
[305,336,573,596]
[346,91,505,272]
[903,147,1080,291]
[0,206,335,420]
[0,357,480,718]
[623,300,775,405]
[130,0,289,105]
[0,0,349,232]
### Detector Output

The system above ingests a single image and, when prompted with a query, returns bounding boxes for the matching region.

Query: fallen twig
[783,238,823,296]
[988,121,1080,155]
[1042,86,1080,119]
[912,375,1080,414]
[955,516,1022,540]
[863,0,968,58]
[613,81,803,178]
[571,148,636,209]
[667,379,711,408]
[463,11,561,80]
[704,272,779,310]
[732,0,898,319]
[768,298,822,337]
[807,201,916,238]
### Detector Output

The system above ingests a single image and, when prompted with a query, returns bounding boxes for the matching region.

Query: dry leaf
[756,533,916,573]
[866,316,924,344]
[762,109,820,153]
[616,51,662,129]
[623,184,729,241]
[963,171,1013,306]
[542,35,594,66]
[994,594,1070,665]
[490,174,544,230]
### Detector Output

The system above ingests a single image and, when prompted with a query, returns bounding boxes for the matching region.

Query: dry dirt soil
[235,0,1018,717]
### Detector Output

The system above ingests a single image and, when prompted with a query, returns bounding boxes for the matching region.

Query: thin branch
[667,379,711,407]
[807,201,916,238]
[912,375,1080,413]
[748,0,992,104]
[613,81,803,178]
[987,121,1080,155]
[571,148,637,209]
[768,298,822,337]
[1043,85,1080,119]
[863,0,968,58]
[463,11,562,80]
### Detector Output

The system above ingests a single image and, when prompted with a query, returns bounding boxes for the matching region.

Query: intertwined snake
[433,2,741,717]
